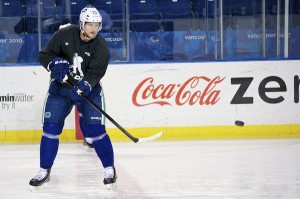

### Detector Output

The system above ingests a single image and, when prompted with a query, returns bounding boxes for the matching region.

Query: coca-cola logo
[132,76,225,106]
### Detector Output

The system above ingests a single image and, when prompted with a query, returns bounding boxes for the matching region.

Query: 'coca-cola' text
[132,76,225,106]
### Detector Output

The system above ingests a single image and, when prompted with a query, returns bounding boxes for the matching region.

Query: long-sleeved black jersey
[39,25,110,89]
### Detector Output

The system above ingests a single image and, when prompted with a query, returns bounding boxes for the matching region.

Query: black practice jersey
[39,25,110,88]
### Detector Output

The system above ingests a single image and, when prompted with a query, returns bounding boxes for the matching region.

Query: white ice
[0,139,300,199]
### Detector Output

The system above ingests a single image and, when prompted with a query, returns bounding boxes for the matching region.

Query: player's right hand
[49,57,70,82]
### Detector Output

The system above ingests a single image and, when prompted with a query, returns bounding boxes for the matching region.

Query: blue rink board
[0,29,299,64]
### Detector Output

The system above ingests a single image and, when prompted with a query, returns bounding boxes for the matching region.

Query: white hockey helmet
[79,6,102,33]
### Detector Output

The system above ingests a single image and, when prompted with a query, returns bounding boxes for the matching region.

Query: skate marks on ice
[28,147,121,199]
[29,185,118,199]
[0,140,300,198]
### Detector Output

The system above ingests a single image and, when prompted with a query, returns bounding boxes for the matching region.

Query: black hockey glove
[49,57,70,82]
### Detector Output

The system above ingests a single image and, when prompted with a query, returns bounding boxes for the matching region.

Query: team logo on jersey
[44,112,51,118]
[70,53,84,80]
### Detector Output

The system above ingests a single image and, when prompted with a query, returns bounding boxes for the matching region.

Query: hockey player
[29,6,117,190]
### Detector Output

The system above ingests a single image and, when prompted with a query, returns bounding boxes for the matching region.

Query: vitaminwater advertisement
[0,67,74,131]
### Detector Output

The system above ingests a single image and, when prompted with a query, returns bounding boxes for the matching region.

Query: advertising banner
[102,60,300,128]
[0,67,75,132]
[1,60,299,142]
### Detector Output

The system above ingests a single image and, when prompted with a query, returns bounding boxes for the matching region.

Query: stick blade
[137,131,163,144]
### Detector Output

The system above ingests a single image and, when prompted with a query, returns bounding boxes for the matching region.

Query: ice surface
[0,139,300,199]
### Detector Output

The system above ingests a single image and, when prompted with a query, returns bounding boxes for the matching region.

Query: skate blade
[29,182,49,192]
[83,146,94,152]
[106,182,117,191]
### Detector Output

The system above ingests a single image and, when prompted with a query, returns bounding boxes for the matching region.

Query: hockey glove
[77,80,92,96]
[72,80,92,101]
[49,57,70,82]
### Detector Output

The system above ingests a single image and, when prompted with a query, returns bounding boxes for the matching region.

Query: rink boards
[0,60,300,142]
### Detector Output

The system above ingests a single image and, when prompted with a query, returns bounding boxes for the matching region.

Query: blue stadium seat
[290,0,300,28]
[0,0,25,33]
[265,0,285,15]
[292,0,300,14]
[42,0,59,33]
[129,0,160,32]
[25,0,61,33]
[2,0,23,17]
[0,1,2,17]
[229,0,260,16]
[56,0,91,25]
[90,0,124,32]
[70,0,91,24]
[158,0,194,31]
[41,0,56,17]
[193,0,214,18]
[222,0,262,30]
[25,0,39,33]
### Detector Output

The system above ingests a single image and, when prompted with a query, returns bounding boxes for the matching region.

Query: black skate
[83,138,94,149]
[29,168,51,190]
[103,166,117,190]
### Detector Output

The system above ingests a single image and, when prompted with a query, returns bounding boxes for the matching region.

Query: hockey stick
[65,79,162,143]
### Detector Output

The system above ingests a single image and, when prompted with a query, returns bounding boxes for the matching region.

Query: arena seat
[55,0,91,25]
[129,0,160,32]
[0,0,25,33]
[25,0,59,33]
[90,0,124,32]
[193,0,214,18]
[2,0,23,17]
[69,0,91,24]
[158,0,194,31]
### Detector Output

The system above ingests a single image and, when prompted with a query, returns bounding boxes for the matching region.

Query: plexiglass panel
[0,0,299,64]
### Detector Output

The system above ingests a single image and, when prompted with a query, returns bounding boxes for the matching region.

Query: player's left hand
[72,80,92,100]
[77,80,92,96]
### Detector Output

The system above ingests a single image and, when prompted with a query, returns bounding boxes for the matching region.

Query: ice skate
[103,166,117,190]
[29,168,51,191]
[83,138,94,149]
